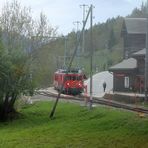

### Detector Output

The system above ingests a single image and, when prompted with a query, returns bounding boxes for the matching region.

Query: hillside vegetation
[1,1,147,89]
[33,3,148,87]
[33,16,124,87]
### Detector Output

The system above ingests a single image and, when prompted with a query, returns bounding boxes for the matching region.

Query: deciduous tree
[0,0,57,121]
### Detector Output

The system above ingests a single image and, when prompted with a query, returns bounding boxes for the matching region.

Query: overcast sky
[0,0,147,35]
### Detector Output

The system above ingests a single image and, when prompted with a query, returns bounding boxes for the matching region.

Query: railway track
[36,90,148,115]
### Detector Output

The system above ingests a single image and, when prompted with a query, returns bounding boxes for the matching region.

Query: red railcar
[53,69,85,95]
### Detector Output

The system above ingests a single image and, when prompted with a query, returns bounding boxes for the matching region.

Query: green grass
[0,101,148,148]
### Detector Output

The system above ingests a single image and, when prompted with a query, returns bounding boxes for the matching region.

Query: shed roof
[124,18,147,34]
[132,48,146,57]
[109,58,137,71]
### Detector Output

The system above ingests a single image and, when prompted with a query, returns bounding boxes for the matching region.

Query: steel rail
[36,90,148,115]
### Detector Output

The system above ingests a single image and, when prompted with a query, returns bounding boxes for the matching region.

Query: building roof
[132,48,146,57]
[124,18,147,34]
[109,58,137,71]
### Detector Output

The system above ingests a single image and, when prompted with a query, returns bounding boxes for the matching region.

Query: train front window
[77,76,82,80]
[74,76,82,80]
[72,76,82,80]
[64,75,76,80]
[64,76,71,80]
[72,76,76,80]
[64,75,82,81]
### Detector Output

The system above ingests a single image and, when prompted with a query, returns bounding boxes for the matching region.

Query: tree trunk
[8,92,17,113]
[0,92,9,121]
[0,92,18,121]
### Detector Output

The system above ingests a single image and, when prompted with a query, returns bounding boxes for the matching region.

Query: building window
[124,77,129,88]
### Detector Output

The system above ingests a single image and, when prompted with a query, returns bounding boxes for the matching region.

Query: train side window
[55,75,58,81]
[64,76,66,80]
[64,76,68,80]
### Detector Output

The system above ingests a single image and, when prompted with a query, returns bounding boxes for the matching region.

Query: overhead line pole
[80,4,88,53]
[49,5,93,119]
[64,36,68,68]
[89,5,94,109]
[73,21,81,57]
[73,21,81,67]
[145,0,148,101]
[73,21,81,33]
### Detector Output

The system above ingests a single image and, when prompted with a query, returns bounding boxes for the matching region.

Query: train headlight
[67,82,70,86]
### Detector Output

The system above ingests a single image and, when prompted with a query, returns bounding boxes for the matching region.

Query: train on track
[53,69,86,95]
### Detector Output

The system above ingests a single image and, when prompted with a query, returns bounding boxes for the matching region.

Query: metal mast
[80,4,88,53]
[89,5,94,109]
[64,36,67,68]
[73,21,81,67]
[145,0,148,101]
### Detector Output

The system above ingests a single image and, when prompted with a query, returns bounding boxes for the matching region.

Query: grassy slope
[0,101,148,148]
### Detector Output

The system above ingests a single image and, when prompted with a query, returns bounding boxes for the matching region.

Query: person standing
[103,81,107,92]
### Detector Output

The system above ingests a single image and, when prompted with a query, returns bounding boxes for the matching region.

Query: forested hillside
[32,2,148,87]
[1,1,146,88]
[32,16,124,87]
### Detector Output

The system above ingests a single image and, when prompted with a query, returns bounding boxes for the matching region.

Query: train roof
[55,69,83,74]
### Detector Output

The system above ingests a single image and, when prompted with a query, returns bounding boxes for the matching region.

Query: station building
[109,18,147,93]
